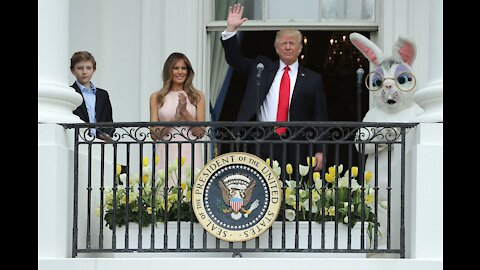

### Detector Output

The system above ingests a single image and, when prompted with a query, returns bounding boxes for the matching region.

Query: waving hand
[227,3,248,32]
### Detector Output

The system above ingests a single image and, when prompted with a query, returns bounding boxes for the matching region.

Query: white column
[38,124,74,258]
[39,0,83,123]
[406,123,443,259]
[414,0,443,122]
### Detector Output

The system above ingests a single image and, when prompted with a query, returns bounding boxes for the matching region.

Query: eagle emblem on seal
[218,174,259,220]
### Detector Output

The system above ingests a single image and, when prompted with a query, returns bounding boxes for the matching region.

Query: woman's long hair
[156,52,201,107]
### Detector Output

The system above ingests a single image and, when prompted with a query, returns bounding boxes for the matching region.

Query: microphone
[256,63,264,78]
[356,68,364,84]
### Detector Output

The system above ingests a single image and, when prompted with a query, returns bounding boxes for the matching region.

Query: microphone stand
[255,71,261,155]
[256,75,261,121]
[255,67,263,122]
[255,64,263,156]
[356,68,365,177]
[357,81,361,122]
[356,68,364,122]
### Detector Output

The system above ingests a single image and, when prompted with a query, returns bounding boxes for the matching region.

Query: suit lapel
[95,90,103,120]
[72,83,89,120]
[263,62,278,100]
[290,66,305,110]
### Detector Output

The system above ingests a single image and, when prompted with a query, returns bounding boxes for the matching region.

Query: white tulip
[118,173,127,185]
[299,189,307,199]
[142,165,152,176]
[285,209,296,221]
[273,160,279,169]
[299,164,309,177]
[380,201,388,209]
[302,199,318,213]
[273,166,281,178]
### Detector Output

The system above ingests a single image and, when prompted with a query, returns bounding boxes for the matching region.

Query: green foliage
[99,158,198,229]
[102,185,197,230]
[276,164,380,241]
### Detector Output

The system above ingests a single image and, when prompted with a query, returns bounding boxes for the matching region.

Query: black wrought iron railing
[62,121,417,258]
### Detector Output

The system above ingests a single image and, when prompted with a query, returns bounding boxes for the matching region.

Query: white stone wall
[68,0,206,123]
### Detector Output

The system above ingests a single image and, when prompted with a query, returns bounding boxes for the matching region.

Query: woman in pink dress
[149,52,205,188]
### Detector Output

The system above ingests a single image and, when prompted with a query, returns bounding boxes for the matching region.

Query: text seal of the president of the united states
[192,152,282,242]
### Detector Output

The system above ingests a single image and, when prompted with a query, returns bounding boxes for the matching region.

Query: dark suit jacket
[221,34,328,165]
[72,82,115,137]
[221,34,328,123]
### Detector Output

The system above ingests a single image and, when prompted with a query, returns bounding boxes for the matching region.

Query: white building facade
[38,0,442,269]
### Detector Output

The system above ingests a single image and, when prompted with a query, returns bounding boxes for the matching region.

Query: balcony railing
[62,121,417,258]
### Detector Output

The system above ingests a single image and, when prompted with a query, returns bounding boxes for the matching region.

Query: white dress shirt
[258,61,298,121]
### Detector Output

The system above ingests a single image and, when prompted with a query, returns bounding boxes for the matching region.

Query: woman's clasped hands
[175,92,188,120]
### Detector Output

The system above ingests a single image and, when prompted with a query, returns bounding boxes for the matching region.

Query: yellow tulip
[351,166,358,177]
[155,155,159,166]
[142,175,149,185]
[365,171,373,183]
[311,190,320,202]
[365,193,374,205]
[143,157,149,167]
[307,156,316,167]
[313,172,320,180]
[328,206,335,216]
[328,166,336,175]
[181,157,186,166]
[286,164,293,175]
[266,158,271,166]
[325,172,334,183]
[116,164,122,176]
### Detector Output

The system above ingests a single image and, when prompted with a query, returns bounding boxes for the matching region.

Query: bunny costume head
[349,33,418,113]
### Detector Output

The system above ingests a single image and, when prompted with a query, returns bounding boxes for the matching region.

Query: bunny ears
[349,32,416,66]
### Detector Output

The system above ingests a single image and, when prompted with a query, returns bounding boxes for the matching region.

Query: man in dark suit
[70,51,114,141]
[221,4,328,172]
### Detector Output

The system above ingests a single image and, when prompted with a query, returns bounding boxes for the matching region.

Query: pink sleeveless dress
[155,91,204,188]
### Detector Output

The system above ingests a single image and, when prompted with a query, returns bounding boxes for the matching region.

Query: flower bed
[99,156,381,246]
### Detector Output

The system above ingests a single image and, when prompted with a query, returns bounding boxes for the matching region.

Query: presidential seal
[192,152,282,242]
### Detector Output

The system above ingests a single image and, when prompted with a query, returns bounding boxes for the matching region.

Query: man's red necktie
[276,66,290,135]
